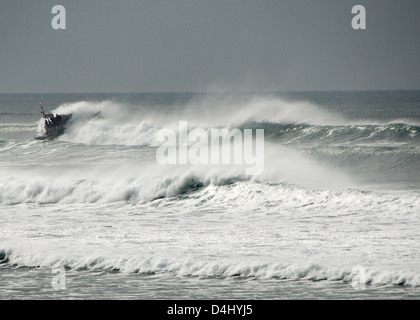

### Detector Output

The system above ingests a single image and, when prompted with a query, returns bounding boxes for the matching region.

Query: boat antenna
[39,101,46,118]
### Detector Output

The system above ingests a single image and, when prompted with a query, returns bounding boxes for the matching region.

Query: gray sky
[1,0,419,93]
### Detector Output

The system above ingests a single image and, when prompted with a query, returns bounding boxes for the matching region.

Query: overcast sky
[0,0,419,93]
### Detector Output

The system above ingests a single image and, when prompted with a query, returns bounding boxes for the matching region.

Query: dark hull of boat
[35,114,72,140]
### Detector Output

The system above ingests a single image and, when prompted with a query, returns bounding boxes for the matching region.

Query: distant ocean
[1,91,419,299]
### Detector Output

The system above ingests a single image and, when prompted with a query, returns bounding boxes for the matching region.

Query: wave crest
[37,96,420,147]
[2,249,419,287]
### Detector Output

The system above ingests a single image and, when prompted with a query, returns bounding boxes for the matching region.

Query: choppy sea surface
[1,91,419,299]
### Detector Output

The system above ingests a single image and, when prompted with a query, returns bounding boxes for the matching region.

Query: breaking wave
[1,249,419,287]
[1,156,419,209]
[34,96,420,147]
[0,136,361,206]
[1,94,415,206]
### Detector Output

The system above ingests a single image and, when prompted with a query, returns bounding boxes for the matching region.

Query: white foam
[41,95,347,146]
[2,248,419,287]
[0,140,358,205]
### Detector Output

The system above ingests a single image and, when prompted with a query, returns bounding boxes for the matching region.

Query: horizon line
[1,88,420,95]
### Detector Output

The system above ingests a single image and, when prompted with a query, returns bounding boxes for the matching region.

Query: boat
[35,102,72,140]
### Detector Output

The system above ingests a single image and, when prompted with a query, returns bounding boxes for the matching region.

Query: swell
[250,122,420,146]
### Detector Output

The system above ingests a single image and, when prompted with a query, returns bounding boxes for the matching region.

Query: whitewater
[1,91,419,299]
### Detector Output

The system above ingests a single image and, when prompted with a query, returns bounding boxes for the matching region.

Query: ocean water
[0,91,420,300]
